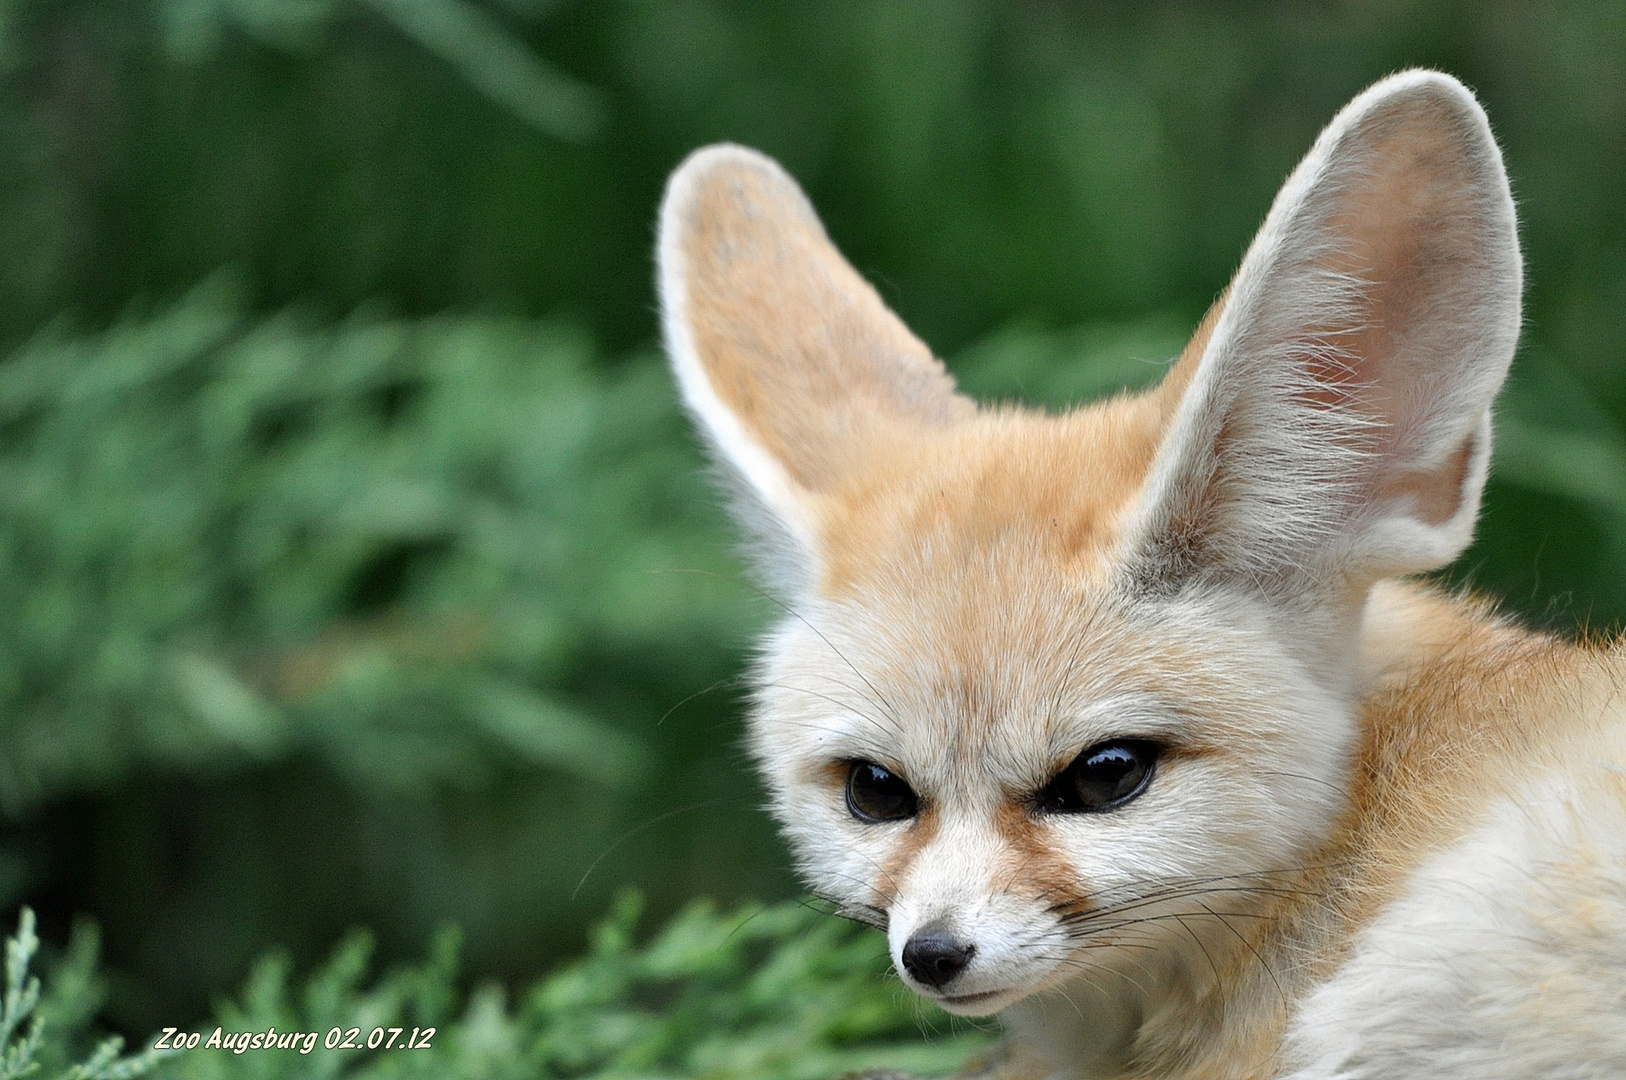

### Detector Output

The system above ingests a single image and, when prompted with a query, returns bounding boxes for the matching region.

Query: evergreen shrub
[3,902,990,1080]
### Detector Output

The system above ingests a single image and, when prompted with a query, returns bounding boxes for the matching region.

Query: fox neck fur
[997,578,1624,1078]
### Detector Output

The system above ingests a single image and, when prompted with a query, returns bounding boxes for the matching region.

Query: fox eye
[845,761,919,822]
[1037,740,1159,813]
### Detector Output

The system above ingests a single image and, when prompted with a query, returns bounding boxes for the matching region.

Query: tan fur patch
[1223,581,1624,1012]
[1326,587,1585,934]
[873,806,941,909]
[993,802,1085,915]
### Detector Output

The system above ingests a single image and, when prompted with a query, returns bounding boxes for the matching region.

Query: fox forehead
[758,549,1309,797]
[809,298,1217,599]
[811,387,1170,598]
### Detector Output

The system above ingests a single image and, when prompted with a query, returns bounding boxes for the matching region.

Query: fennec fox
[657,71,1626,1079]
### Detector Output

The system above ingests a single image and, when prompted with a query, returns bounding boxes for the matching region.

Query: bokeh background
[1,0,1623,1039]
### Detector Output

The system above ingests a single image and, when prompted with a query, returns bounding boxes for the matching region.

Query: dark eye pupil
[846,761,919,822]
[1038,740,1158,813]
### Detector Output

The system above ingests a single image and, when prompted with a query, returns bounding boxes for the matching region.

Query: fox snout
[880,821,1043,1010]
[886,882,1047,1015]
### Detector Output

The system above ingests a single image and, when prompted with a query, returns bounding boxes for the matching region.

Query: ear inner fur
[1124,71,1520,596]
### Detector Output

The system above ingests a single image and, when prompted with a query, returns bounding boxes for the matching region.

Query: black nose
[901,926,975,988]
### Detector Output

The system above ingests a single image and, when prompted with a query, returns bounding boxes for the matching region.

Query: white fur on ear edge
[657,146,825,592]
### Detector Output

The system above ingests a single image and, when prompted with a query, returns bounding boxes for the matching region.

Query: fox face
[658,70,1519,1027]
[746,434,1359,1015]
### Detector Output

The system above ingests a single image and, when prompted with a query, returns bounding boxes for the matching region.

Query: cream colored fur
[656,71,1626,1079]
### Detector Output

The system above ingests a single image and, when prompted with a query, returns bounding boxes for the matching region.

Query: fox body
[656,72,1626,1079]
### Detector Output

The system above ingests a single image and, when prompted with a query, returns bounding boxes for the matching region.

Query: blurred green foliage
[0,0,1621,1059]
[0,280,787,1029]
[1,901,988,1079]
[0,278,702,806]
[0,908,173,1078]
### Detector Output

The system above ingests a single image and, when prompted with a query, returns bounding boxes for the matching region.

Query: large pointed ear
[658,145,974,592]
[1125,71,1521,601]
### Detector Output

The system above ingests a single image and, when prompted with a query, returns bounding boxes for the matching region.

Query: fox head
[657,71,1520,1021]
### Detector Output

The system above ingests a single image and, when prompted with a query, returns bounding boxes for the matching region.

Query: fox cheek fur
[655,70,1626,1079]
